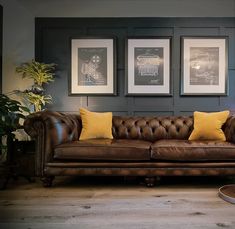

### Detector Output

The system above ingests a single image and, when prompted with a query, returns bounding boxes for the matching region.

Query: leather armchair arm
[223,115,235,144]
[24,110,82,176]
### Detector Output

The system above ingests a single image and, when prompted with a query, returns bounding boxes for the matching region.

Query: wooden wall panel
[36,18,235,116]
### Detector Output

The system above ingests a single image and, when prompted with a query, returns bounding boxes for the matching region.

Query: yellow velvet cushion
[79,108,113,140]
[189,110,230,141]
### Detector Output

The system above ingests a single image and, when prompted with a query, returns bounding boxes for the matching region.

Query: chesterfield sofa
[24,110,235,187]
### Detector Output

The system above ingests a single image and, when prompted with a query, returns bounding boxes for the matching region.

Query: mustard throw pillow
[79,108,113,140]
[189,110,230,141]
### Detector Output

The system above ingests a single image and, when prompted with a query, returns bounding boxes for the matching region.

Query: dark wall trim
[0,5,2,94]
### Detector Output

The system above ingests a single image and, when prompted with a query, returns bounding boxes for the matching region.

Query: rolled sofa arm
[224,115,235,144]
[24,110,82,176]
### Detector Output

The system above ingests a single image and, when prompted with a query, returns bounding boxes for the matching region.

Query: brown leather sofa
[24,110,235,187]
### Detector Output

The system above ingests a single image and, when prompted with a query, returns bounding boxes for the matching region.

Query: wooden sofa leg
[145,177,155,187]
[41,176,55,187]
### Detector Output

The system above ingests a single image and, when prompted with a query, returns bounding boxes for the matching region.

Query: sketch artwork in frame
[126,37,171,96]
[70,37,116,95]
[181,37,228,96]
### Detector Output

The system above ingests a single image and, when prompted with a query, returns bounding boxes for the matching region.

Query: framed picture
[181,36,228,96]
[126,37,171,96]
[69,37,116,95]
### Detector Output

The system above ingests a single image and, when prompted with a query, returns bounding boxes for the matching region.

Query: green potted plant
[15,60,56,112]
[0,94,29,160]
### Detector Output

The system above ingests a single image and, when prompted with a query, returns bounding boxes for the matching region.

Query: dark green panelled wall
[35,18,235,116]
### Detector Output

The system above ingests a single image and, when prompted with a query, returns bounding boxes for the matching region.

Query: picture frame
[181,36,228,96]
[69,37,116,95]
[125,37,171,96]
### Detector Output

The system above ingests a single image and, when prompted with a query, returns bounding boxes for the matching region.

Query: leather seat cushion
[151,140,235,161]
[54,139,151,161]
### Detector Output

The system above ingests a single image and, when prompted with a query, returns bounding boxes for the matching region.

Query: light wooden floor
[0,176,234,229]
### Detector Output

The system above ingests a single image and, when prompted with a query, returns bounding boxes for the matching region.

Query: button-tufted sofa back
[112,116,194,142]
[24,111,193,146]
[24,111,234,148]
